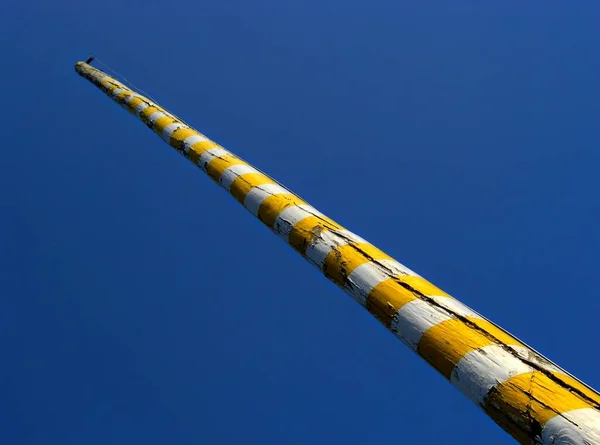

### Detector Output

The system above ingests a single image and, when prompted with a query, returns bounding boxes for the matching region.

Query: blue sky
[1,1,600,443]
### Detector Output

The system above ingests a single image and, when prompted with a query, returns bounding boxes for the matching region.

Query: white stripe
[135,102,149,115]
[219,164,258,190]
[392,296,481,350]
[274,205,323,241]
[125,94,138,104]
[542,408,600,444]
[148,111,166,124]
[119,93,135,109]
[345,259,416,305]
[111,88,125,97]
[144,101,170,118]
[391,298,451,349]
[383,260,420,278]
[198,147,228,170]
[430,296,480,320]
[305,230,367,269]
[512,347,558,371]
[101,77,111,86]
[451,344,533,406]
[182,134,208,153]
[509,345,563,375]
[243,184,291,216]
[162,123,187,142]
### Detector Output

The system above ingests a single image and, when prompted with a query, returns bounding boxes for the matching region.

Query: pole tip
[74,61,85,72]
[74,56,93,72]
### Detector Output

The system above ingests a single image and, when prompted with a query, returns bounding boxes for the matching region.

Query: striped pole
[74,61,600,444]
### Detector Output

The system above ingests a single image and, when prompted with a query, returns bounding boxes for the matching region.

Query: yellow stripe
[322,243,392,286]
[288,216,343,254]
[105,81,124,92]
[170,128,199,149]
[396,276,451,298]
[206,154,245,182]
[125,96,145,114]
[366,278,419,327]
[556,374,600,407]
[257,194,305,227]
[152,116,177,134]
[418,318,523,378]
[229,173,273,203]
[139,106,161,122]
[365,276,452,328]
[187,140,219,163]
[106,83,126,95]
[103,82,117,92]
[485,371,595,443]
